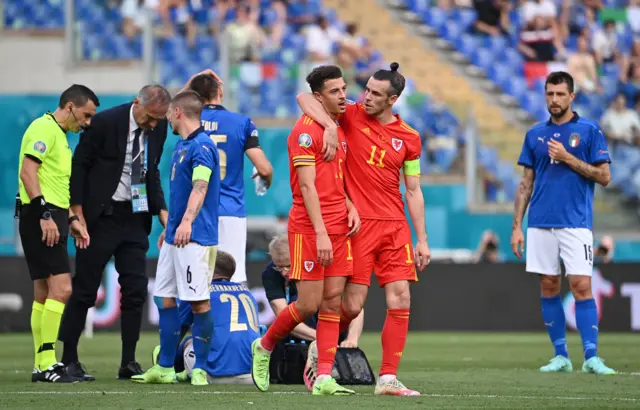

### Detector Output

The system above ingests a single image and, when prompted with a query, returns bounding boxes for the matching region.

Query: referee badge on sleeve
[33,141,47,154]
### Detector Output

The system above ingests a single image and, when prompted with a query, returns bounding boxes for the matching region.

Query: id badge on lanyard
[131,137,149,213]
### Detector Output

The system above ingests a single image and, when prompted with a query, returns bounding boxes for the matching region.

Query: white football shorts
[526,228,594,276]
[182,338,252,384]
[154,243,217,301]
[217,216,247,284]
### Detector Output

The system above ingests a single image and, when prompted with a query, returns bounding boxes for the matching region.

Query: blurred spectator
[354,41,385,89]
[224,4,266,63]
[208,0,234,34]
[567,35,600,94]
[158,0,197,47]
[305,15,342,65]
[261,0,287,48]
[600,93,640,146]
[620,64,640,107]
[629,0,640,37]
[594,235,614,264]
[518,16,561,62]
[620,40,640,84]
[473,230,502,263]
[121,0,159,39]
[472,0,511,36]
[522,0,557,27]
[592,20,619,65]
[287,0,318,32]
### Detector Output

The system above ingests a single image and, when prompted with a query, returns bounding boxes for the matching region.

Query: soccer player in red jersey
[250,66,361,395]
[296,63,431,396]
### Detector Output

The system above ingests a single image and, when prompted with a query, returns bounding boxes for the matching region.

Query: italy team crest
[569,133,580,148]
[392,138,403,151]
[304,261,314,272]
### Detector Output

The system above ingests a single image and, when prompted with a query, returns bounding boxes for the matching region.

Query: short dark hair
[306,65,343,93]
[189,74,221,102]
[170,90,204,119]
[545,71,574,93]
[58,84,100,109]
[214,250,236,280]
[372,62,406,97]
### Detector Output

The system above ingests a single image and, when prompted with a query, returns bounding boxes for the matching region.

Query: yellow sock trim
[31,302,44,370]
[40,299,66,369]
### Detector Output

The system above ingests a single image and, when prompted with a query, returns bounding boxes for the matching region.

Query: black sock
[61,343,79,365]
[121,341,137,367]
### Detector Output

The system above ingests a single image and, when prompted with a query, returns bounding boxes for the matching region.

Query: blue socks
[540,296,568,358]
[192,309,213,370]
[158,306,181,368]
[575,298,598,360]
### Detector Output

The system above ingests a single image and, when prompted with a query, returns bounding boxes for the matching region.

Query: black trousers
[59,200,149,365]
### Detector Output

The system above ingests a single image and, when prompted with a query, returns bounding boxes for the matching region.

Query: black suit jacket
[70,102,167,234]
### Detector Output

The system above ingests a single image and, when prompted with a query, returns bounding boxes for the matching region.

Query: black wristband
[69,215,80,225]
[31,196,49,216]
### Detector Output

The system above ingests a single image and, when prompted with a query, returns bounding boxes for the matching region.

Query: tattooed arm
[510,167,535,258]
[548,139,611,186]
[563,157,611,186]
[182,179,209,224]
[512,168,535,231]
[174,172,211,247]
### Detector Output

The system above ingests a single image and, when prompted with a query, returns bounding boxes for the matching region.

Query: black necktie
[131,128,143,185]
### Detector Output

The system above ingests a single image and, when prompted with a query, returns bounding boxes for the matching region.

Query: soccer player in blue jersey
[185,70,273,285]
[150,250,259,384]
[132,91,221,386]
[511,71,616,375]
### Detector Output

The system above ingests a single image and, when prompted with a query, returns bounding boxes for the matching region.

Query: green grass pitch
[0,332,638,409]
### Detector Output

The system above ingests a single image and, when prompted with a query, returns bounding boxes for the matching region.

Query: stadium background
[0,1,640,407]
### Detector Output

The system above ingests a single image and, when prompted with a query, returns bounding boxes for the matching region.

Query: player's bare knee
[190,299,210,314]
[539,275,561,297]
[320,292,342,313]
[569,275,592,300]
[48,274,73,303]
[162,297,178,309]
[33,280,49,304]
[385,281,411,310]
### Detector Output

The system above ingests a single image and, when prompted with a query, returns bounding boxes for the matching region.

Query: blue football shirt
[179,279,260,377]
[200,104,259,218]
[165,127,221,246]
[517,113,611,230]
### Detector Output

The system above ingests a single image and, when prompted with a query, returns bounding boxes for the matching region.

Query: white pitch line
[0,391,638,402]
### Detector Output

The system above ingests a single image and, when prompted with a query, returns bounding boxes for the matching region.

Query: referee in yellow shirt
[17,84,99,383]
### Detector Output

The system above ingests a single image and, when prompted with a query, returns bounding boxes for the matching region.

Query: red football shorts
[288,232,353,281]
[350,219,418,287]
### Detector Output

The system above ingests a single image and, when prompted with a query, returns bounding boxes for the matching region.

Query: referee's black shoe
[118,361,144,379]
[40,363,78,383]
[65,361,96,382]
[31,368,45,382]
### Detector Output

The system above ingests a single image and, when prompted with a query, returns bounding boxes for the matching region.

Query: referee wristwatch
[41,210,52,220]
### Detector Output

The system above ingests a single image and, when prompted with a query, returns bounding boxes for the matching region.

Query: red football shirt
[339,102,422,220]
[287,115,349,234]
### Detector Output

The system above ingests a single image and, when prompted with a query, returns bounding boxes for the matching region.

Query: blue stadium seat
[451,7,477,31]
[423,8,448,31]
[455,34,479,60]
[471,48,493,72]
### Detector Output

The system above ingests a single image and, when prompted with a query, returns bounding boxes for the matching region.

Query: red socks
[260,303,302,352]
[317,312,341,375]
[380,308,410,376]
[338,304,355,334]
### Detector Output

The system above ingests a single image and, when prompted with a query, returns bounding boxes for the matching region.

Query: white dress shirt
[112,106,145,201]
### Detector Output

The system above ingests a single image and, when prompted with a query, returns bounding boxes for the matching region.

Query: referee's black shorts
[19,203,70,281]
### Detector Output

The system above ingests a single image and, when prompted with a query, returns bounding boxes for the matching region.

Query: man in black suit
[59,84,172,381]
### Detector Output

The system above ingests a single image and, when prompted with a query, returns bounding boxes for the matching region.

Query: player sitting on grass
[150,250,259,385]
